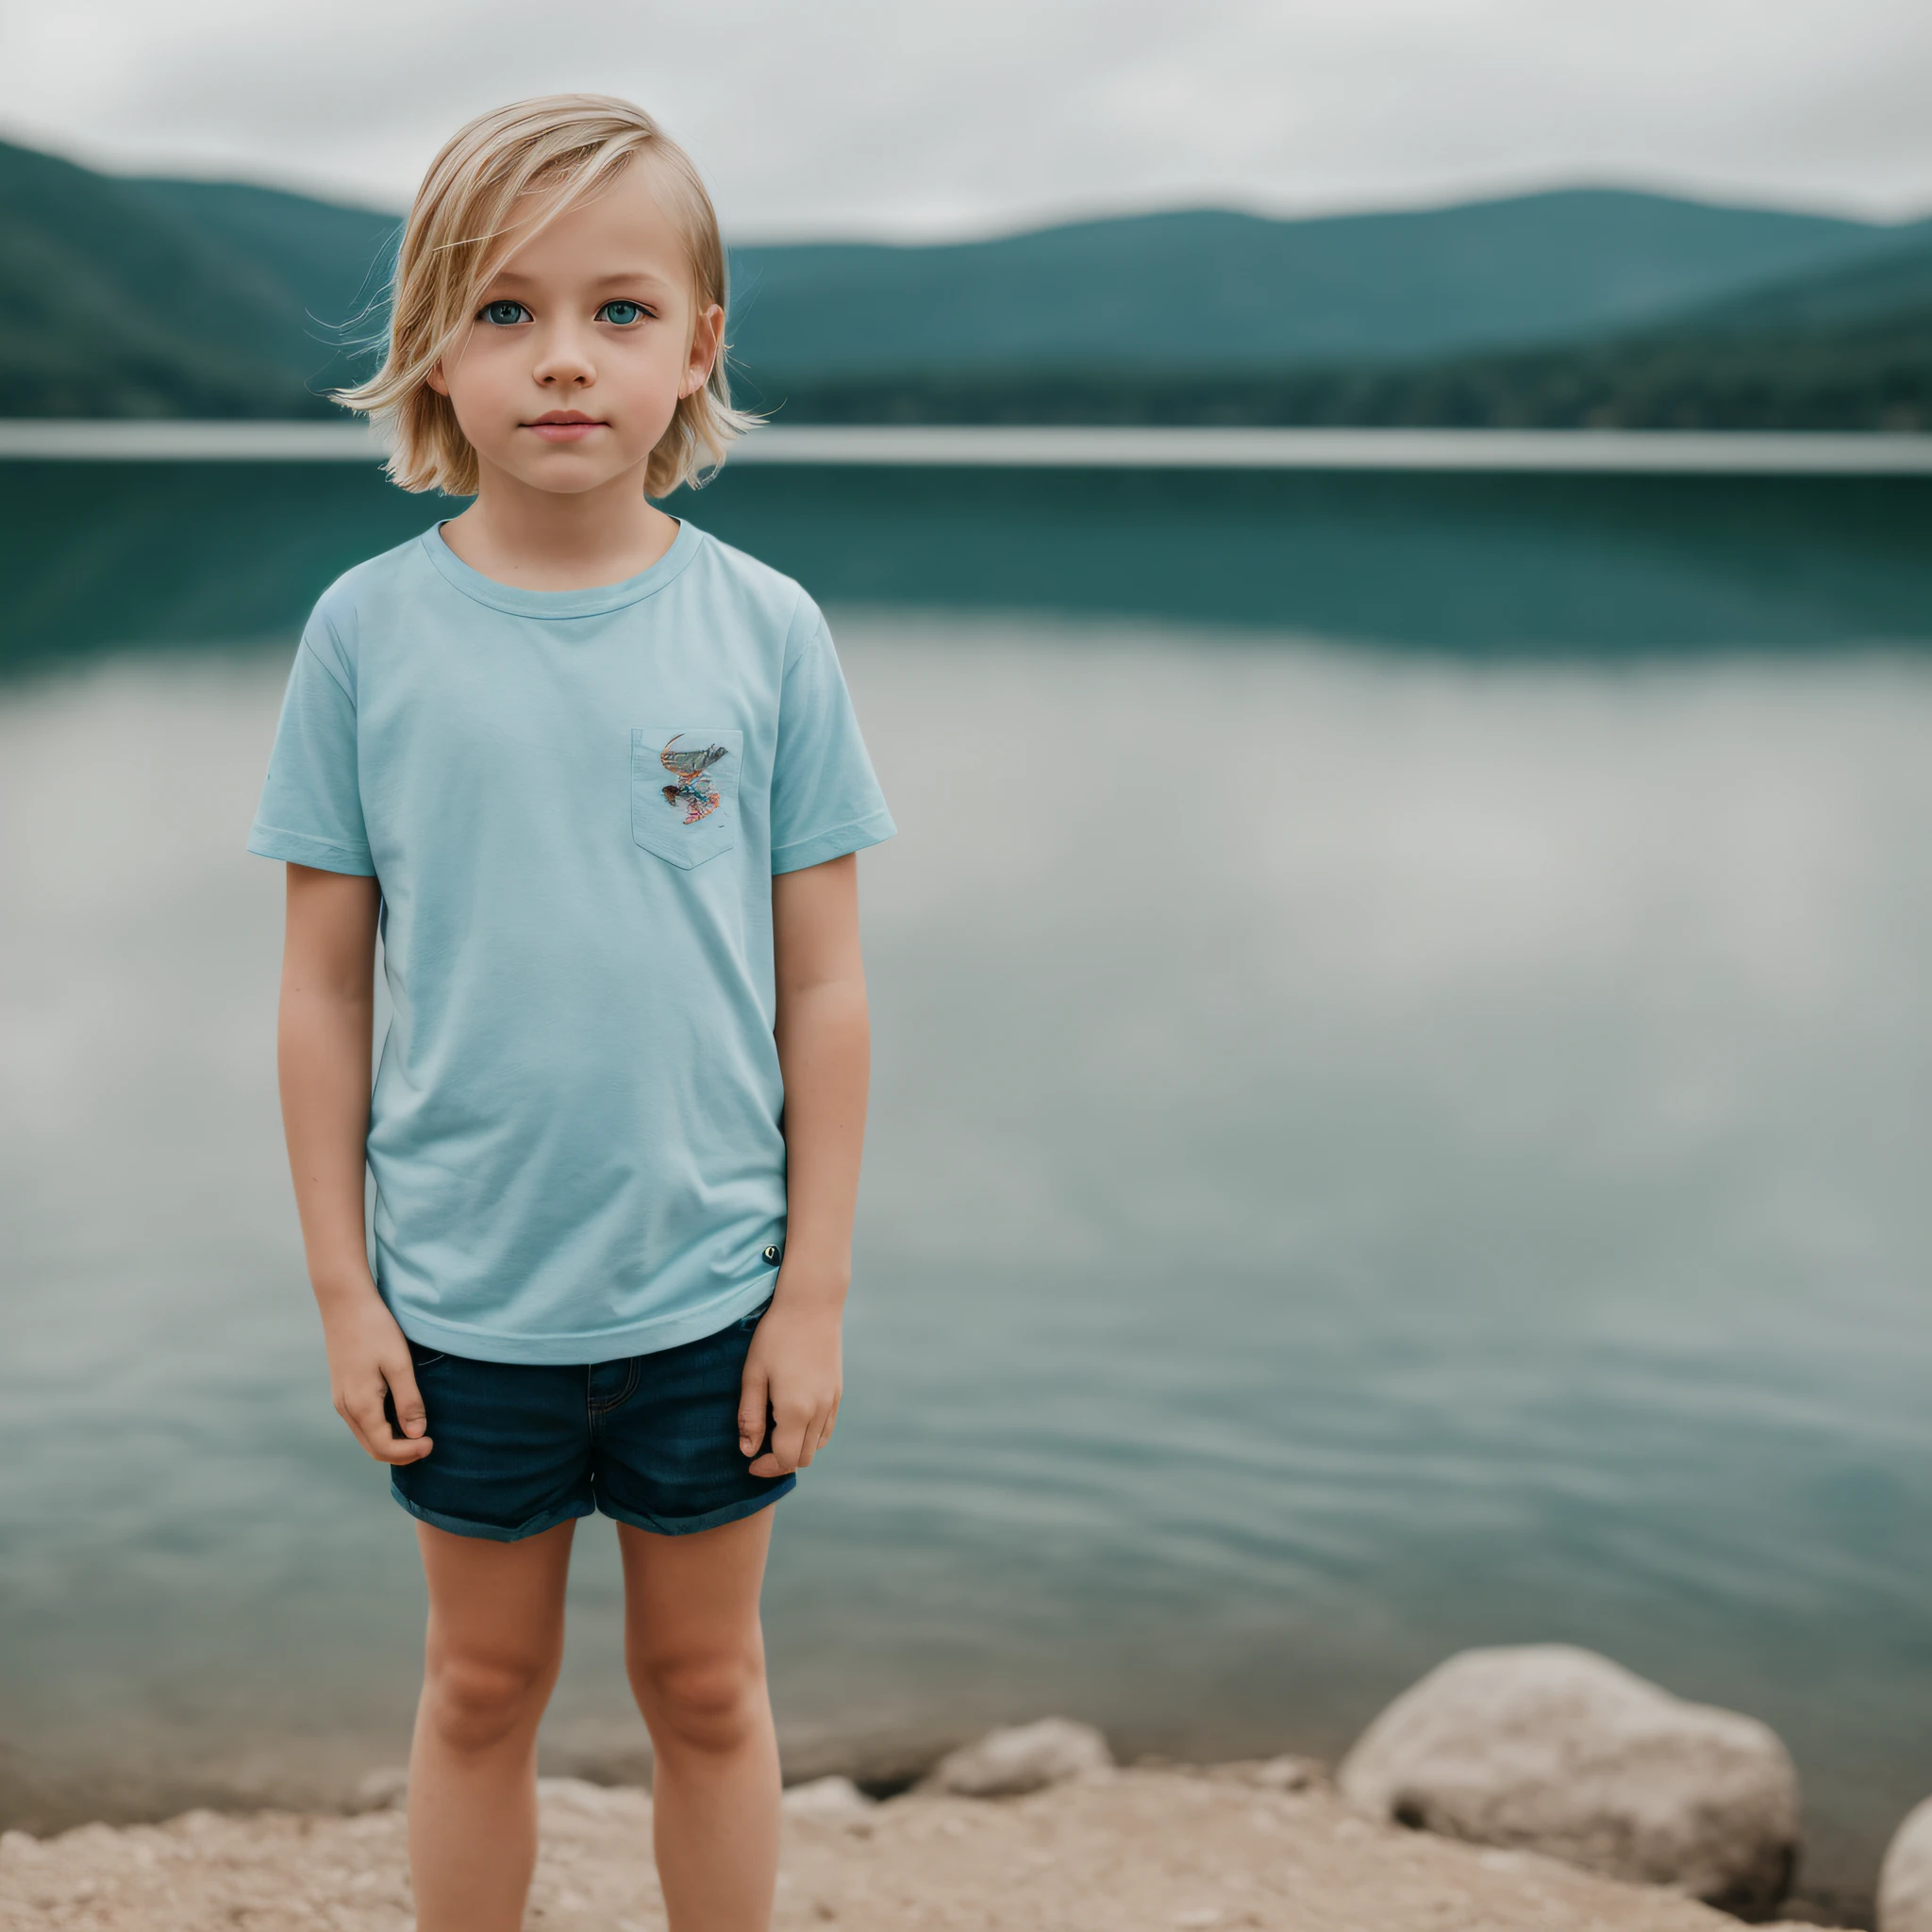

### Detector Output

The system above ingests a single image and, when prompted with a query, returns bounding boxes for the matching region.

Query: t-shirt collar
[420,515,701,618]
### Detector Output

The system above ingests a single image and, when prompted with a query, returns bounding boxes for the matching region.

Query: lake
[2,460,1929,1920]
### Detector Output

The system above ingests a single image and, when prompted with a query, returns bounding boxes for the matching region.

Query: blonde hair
[337,93,756,498]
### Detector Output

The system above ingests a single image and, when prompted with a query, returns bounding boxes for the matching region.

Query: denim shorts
[387,1299,794,1542]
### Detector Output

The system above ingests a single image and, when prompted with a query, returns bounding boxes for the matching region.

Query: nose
[530,318,595,390]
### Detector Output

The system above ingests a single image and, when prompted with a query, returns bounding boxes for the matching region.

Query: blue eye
[478,300,528,325]
[598,300,647,325]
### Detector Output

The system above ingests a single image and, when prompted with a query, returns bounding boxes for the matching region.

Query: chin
[530,469,631,495]
[500,452,638,491]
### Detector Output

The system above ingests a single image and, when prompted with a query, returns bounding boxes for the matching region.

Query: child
[248,94,894,1932]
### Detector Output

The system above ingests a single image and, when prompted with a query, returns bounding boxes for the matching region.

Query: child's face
[427,165,724,496]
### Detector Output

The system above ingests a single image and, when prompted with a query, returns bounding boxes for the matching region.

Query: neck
[441,458,680,591]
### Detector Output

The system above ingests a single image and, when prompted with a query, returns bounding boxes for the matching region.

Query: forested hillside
[1,135,1925,428]
[0,141,394,416]
[757,231,1932,433]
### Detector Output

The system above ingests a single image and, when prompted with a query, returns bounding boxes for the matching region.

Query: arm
[739,851,870,1476]
[277,862,431,1465]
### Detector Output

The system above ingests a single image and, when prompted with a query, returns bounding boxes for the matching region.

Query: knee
[424,1648,554,1755]
[632,1644,765,1755]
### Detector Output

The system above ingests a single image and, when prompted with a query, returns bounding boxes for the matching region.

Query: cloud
[0,0,1928,235]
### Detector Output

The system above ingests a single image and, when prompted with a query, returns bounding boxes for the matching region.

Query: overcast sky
[3,0,1929,239]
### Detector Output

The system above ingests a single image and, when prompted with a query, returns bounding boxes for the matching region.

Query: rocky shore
[0,1761,1823,1932]
[5,1645,1924,1930]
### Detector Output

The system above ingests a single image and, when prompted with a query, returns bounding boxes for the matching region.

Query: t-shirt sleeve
[245,621,375,876]
[768,605,896,874]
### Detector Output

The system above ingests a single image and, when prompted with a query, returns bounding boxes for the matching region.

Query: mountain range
[2,135,1928,429]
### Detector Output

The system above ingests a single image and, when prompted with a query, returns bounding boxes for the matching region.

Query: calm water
[2,464,1930,1914]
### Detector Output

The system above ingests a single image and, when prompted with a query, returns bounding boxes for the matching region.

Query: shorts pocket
[631,726,742,869]
[406,1341,447,1370]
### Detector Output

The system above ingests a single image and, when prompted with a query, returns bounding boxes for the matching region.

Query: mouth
[524,411,608,442]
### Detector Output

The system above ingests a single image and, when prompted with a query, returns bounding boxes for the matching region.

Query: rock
[927,1719,1114,1798]
[348,1766,408,1812]
[1879,1796,1932,1932]
[1243,1754,1323,1792]
[1337,1644,1798,1916]
[782,1775,875,1819]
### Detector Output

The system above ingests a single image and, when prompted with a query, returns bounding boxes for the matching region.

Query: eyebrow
[483,268,678,291]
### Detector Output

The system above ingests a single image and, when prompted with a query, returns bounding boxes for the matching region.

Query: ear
[683,302,724,397]
[425,362,450,397]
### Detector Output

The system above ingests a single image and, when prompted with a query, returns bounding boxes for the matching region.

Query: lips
[525,411,607,442]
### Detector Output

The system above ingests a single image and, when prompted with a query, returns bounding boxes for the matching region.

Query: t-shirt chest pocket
[631,727,743,868]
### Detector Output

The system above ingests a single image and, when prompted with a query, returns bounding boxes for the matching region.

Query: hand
[738,1289,842,1477]
[317,1281,434,1465]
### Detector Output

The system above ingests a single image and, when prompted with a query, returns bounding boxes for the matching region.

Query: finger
[345,1391,433,1465]
[738,1361,771,1459]
[367,1422,435,1464]
[753,1410,809,1477]
[753,1406,838,1475]
[385,1360,428,1440]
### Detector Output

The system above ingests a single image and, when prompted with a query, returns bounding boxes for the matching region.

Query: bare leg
[619,1510,781,1932]
[408,1518,575,1932]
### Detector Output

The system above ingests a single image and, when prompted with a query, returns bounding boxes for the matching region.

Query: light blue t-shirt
[248,519,895,1364]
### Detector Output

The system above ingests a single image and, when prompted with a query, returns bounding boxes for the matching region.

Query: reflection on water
[2,470,1931,1916]
[5,461,1932,672]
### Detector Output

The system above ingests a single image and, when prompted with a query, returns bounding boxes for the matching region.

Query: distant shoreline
[5,419,1932,472]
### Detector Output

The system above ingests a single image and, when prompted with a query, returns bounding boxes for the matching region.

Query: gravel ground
[0,1763,1818,1932]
